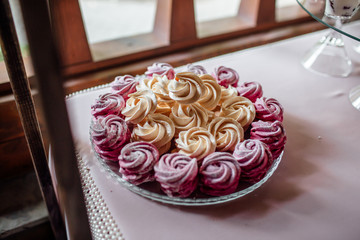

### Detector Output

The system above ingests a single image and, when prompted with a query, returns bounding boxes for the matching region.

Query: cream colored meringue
[136,75,173,103]
[168,72,205,104]
[220,96,255,130]
[154,101,172,116]
[219,85,238,104]
[208,117,244,152]
[132,113,175,155]
[175,127,216,160]
[122,90,157,124]
[198,74,222,110]
[170,103,209,134]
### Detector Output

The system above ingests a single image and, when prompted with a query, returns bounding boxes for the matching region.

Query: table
[56,21,360,240]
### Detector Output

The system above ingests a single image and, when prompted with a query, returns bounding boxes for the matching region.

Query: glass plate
[91,133,283,206]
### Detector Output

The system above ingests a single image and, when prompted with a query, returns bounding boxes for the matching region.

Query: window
[0,0,33,86]
[276,0,308,22]
[79,0,159,61]
[1,0,314,89]
[195,0,242,23]
[79,0,158,44]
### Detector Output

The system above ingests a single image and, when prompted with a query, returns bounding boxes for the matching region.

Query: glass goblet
[301,0,360,77]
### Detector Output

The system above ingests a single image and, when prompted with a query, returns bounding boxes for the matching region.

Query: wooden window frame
[0,0,317,95]
[50,0,313,76]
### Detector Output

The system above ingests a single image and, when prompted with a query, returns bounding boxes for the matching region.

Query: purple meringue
[145,62,175,80]
[154,153,198,198]
[254,97,284,122]
[186,64,208,75]
[250,120,286,159]
[199,152,241,196]
[111,75,139,99]
[119,142,159,185]
[233,139,273,183]
[91,114,131,162]
[91,93,125,118]
[237,81,263,103]
[213,66,239,88]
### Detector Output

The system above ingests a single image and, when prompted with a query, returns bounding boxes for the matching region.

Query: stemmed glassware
[300,0,360,77]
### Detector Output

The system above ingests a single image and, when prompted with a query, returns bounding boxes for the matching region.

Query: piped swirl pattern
[91,114,131,161]
[119,142,159,185]
[154,153,198,197]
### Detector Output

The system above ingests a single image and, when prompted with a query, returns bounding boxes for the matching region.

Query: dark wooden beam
[48,0,92,67]
[0,0,66,239]
[19,0,92,239]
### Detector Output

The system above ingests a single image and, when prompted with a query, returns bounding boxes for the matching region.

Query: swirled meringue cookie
[213,66,239,88]
[121,90,157,124]
[208,117,244,152]
[219,85,238,104]
[170,103,209,134]
[186,63,208,75]
[254,97,284,122]
[136,75,175,116]
[145,62,175,80]
[198,74,221,110]
[220,96,256,130]
[233,139,272,183]
[237,81,263,103]
[154,101,172,116]
[250,120,286,159]
[175,127,216,160]
[168,72,206,104]
[91,114,131,162]
[132,113,175,155]
[136,75,173,103]
[119,142,159,185]
[111,75,139,99]
[91,93,125,118]
[154,153,198,197]
[199,152,240,196]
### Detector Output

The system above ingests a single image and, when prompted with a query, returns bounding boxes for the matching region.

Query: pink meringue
[111,75,139,99]
[233,139,273,183]
[119,142,160,185]
[254,97,284,122]
[186,63,207,75]
[237,81,263,103]
[154,153,198,197]
[250,120,286,159]
[145,62,175,80]
[213,66,239,88]
[199,152,241,196]
[91,93,125,118]
[91,114,131,161]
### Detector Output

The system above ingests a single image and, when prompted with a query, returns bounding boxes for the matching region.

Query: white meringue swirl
[168,72,205,104]
[132,113,175,155]
[175,127,216,160]
[170,103,209,134]
[208,117,244,152]
[219,85,238,104]
[136,75,173,103]
[198,74,222,110]
[121,90,157,124]
[220,96,255,130]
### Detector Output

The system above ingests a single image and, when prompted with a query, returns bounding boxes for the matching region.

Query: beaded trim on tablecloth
[77,152,125,240]
[67,85,125,240]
